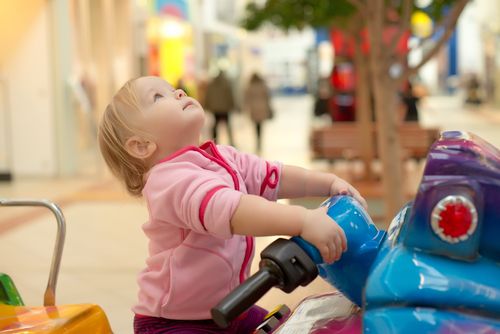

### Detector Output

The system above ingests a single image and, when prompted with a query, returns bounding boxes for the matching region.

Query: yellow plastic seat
[0,303,112,333]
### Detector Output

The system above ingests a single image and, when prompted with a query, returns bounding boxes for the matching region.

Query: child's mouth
[183,101,194,110]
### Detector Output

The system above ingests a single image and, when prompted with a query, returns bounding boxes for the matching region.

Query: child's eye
[154,93,163,102]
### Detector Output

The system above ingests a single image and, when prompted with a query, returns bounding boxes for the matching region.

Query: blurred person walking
[244,73,273,152]
[465,73,483,105]
[205,70,236,145]
[401,80,420,122]
[313,77,332,118]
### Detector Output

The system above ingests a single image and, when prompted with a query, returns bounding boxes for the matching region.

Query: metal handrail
[0,78,13,180]
[0,199,66,306]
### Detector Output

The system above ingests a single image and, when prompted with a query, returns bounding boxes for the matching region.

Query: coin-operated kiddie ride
[212,131,500,333]
[0,199,112,333]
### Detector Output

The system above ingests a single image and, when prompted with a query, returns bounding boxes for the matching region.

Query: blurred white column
[50,0,77,176]
[3,4,57,177]
[189,0,206,79]
[0,75,12,180]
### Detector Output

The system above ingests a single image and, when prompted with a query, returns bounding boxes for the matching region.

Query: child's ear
[125,136,157,160]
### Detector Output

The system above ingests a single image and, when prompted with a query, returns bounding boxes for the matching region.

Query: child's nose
[175,89,186,99]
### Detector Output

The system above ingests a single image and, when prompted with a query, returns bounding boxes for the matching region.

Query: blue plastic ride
[212,131,500,333]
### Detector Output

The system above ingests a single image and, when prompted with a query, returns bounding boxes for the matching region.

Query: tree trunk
[353,38,374,180]
[371,72,404,220]
[366,0,405,223]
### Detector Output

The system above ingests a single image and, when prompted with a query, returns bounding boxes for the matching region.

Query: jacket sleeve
[219,145,282,201]
[144,163,242,239]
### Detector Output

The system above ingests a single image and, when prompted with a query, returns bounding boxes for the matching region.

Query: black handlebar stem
[211,267,280,328]
[211,238,318,328]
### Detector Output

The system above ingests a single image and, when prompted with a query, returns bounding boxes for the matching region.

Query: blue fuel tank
[292,195,386,306]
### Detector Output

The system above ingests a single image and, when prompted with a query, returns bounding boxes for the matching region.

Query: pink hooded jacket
[132,141,282,320]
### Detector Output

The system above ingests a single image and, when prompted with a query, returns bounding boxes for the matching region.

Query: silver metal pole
[0,199,66,306]
[0,77,13,180]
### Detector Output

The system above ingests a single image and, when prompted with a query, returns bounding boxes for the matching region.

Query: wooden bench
[310,123,440,162]
[310,123,366,161]
[398,123,440,160]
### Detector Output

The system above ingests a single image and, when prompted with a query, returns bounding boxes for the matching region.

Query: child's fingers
[337,226,347,252]
[322,244,333,263]
[340,187,368,210]
[337,187,368,210]
[347,188,369,210]
[334,234,343,259]
[326,242,334,263]
[324,236,340,263]
[356,194,368,210]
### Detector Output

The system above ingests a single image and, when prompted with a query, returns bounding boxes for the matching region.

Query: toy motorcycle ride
[212,130,500,333]
[0,199,112,333]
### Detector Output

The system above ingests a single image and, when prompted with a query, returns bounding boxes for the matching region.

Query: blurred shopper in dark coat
[314,78,332,117]
[205,70,236,145]
[244,73,273,152]
[401,80,420,122]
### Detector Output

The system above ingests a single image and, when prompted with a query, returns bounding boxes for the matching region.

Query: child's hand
[300,206,347,263]
[330,177,368,210]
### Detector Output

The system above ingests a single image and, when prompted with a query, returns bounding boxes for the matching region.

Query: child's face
[133,76,205,154]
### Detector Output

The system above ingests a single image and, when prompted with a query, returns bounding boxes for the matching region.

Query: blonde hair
[98,78,148,197]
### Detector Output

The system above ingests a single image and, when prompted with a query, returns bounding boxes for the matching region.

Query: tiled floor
[1,93,500,333]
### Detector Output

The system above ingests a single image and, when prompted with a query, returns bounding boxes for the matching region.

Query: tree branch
[365,0,394,77]
[347,0,369,19]
[387,0,412,57]
[404,0,469,78]
[413,32,435,50]
[410,6,454,52]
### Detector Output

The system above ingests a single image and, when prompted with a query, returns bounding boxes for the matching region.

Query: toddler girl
[98,76,367,334]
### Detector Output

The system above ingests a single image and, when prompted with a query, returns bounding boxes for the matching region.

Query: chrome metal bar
[0,199,66,306]
[0,78,13,178]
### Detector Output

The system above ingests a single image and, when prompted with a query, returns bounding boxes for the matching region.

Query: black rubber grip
[211,268,279,328]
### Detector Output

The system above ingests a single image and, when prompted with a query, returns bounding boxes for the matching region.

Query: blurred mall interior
[1,0,500,333]
[1,0,500,179]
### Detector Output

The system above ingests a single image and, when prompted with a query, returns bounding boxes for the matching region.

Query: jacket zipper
[239,236,253,283]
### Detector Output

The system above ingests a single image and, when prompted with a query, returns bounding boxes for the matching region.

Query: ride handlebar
[211,266,280,328]
[211,238,318,328]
